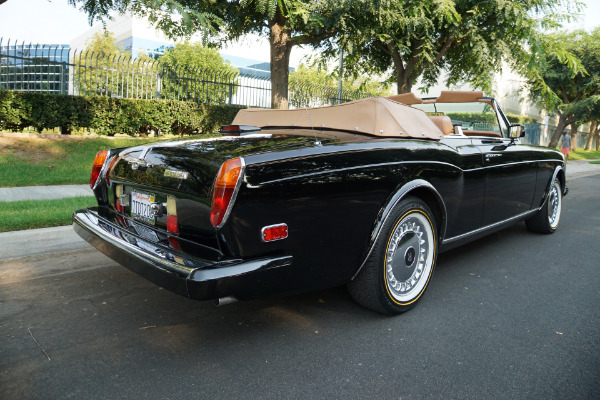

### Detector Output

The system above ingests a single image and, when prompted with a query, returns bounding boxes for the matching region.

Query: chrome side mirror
[509,124,525,138]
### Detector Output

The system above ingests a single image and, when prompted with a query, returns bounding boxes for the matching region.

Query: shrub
[0,91,244,136]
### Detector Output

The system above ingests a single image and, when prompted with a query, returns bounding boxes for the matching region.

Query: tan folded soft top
[232,97,445,140]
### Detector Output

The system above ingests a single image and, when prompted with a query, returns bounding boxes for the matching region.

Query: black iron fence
[0,39,372,108]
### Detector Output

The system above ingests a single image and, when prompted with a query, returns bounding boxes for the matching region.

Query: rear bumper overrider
[72,209,293,301]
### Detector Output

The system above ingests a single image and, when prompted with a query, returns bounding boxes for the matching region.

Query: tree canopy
[160,41,239,104]
[528,28,600,148]
[318,0,583,96]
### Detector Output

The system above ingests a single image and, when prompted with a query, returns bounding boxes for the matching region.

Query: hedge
[0,91,243,136]
[446,112,538,125]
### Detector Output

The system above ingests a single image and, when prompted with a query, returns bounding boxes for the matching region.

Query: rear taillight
[166,196,183,261]
[89,150,108,189]
[210,158,243,227]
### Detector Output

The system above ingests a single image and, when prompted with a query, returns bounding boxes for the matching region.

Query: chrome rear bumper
[72,209,293,300]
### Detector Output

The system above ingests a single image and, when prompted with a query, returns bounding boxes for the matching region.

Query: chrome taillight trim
[92,151,118,190]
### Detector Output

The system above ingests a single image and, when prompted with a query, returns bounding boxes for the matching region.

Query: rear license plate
[131,191,157,225]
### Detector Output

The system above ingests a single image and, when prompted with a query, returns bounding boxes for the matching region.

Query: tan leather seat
[428,116,453,135]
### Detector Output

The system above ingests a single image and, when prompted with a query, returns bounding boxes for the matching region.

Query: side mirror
[509,124,526,138]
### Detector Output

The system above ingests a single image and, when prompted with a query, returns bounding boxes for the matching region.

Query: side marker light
[261,224,288,242]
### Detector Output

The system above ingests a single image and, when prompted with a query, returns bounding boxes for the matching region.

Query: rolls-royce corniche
[73,91,567,314]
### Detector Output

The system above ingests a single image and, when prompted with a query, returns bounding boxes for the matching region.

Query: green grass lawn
[0,134,211,187]
[0,196,96,232]
[568,148,600,160]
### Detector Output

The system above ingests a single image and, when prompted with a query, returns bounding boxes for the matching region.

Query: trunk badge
[164,169,189,180]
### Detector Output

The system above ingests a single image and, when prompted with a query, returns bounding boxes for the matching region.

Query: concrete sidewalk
[564,159,600,179]
[0,184,92,201]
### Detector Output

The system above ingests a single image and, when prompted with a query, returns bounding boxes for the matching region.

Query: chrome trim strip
[550,165,565,191]
[215,157,246,229]
[442,208,540,245]
[259,159,562,185]
[92,152,115,191]
[189,256,293,281]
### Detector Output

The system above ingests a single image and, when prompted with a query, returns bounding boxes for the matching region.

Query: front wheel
[525,179,562,234]
[348,196,438,315]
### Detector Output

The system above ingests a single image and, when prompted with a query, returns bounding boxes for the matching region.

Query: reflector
[167,215,179,233]
[262,224,288,242]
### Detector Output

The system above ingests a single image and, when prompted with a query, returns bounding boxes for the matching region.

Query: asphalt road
[1,175,599,400]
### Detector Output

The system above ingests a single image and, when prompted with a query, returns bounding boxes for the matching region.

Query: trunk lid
[106,133,326,258]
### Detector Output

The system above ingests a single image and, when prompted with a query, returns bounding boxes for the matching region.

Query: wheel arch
[352,179,447,280]
[549,165,567,198]
[555,166,567,195]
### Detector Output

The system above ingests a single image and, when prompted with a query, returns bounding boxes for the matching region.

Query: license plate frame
[131,191,157,225]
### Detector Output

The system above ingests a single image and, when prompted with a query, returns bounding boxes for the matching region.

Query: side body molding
[353,179,447,279]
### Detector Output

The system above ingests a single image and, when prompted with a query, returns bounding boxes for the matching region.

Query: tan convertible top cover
[232,97,445,140]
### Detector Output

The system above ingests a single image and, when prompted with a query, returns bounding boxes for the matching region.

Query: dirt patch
[0,136,64,164]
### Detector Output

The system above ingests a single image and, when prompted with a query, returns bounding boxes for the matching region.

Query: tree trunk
[570,123,578,152]
[269,19,292,109]
[584,121,596,150]
[396,69,413,94]
[548,114,569,148]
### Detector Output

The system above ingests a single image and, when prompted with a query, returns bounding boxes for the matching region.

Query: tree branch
[386,40,404,75]
[291,29,336,46]
[559,87,570,104]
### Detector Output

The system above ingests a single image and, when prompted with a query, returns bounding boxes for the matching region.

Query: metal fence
[521,123,591,147]
[0,39,371,108]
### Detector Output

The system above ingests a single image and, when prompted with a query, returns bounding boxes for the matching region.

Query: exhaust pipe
[214,296,238,306]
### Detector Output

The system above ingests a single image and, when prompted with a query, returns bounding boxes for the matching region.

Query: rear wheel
[348,197,437,315]
[525,179,562,234]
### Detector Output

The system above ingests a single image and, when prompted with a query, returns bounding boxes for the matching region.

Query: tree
[74,30,159,99]
[320,0,582,95]
[288,63,392,107]
[69,0,353,109]
[159,41,239,104]
[528,29,600,148]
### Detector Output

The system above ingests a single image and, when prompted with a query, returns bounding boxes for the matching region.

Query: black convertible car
[73,91,567,314]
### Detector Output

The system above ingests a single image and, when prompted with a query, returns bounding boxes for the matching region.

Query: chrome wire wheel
[384,210,435,305]
[547,180,562,230]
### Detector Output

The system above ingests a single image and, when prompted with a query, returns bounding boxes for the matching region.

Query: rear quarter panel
[218,139,465,293]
